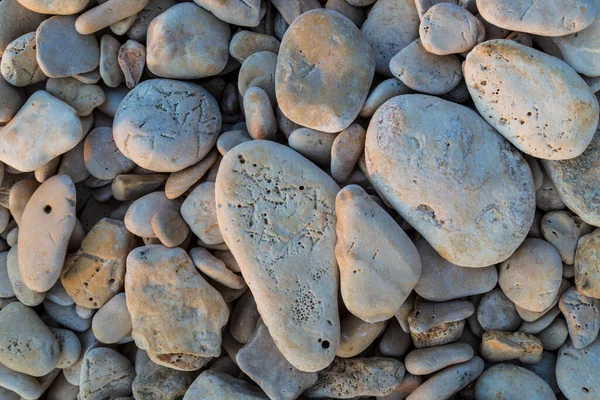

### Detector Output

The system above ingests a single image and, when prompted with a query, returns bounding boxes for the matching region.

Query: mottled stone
[559,287,600,349]
[556,337,600,399]
[480,330,543,364]
[80,347,135,400]
[576,229,600,298]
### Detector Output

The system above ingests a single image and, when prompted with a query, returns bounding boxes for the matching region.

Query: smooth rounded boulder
[276,9,375,133]
[464,39,599,160]
[114,79,221,172]
[364,94,535,268]
[215,140,340,372]
[335,185,421,322]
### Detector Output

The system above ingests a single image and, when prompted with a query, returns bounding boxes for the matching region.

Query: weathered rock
[480,330,543,364]
[405,342,474,375]
[542,211,593,265]
[464,39,599,160]
[361,0,419,76]
[62,218,134,308]
[114,79,221,172]
[0,91,83,172]
[559,287,600,349]
[6,245,45,306]
[477,288,521,331]
[147,3,230,79]
[0,0,46,57]
[126,246,229,369]
[229,30,280,63]
[18,175,76,292]
[475,364,556,400]
[1,32,46,87]
[125,191,182,237]
[0,302,59,376]
[477,0,595,36]
[84,127,135,180]
[335,185,421,322]
[414,237,497,301]
[365,94,535,267]
[557,337,600,399]
[132,360,195,400]
[46,78,105,117]
[276,9,375,133]
[80,347,135,400]
[576,229,600,298]
[216,141,340,372]
[337,313,386,358]
[183,371,268,400]
[237,322,318,400]
[36,16,100,78]
[305,357,405,398]
[408,300,473,348]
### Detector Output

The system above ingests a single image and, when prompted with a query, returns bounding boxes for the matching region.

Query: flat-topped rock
[215,141,340,372]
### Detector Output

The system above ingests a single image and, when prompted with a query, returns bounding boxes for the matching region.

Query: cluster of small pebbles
[0,0,600,399]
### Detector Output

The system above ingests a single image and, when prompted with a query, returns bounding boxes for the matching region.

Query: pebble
[288,128,337,166]
[132,360,195,400]
[46,77,105,117]
[217,130,252,155]
[0,75,24,124]
[43,299,92,331]
[305,357,405,398]
[379,319,412,358]
[237,322,318,400]
[58,141,89,184]
[542,211,593,265]
[8,178,38,226]
[575,229,600,298]
[359,78,411,118]
[47,373,79,400]
[75,0,149,35]
[477,288,522,331]
[125,191,181,237]
[126,0,176,41]
[118,40,145,89]
[18,175,75,292]
[335,185,421,322]
[146,3,230,79]
[99,34,123,88]
[1,32,46,87]
[6,245,44,306]
[36,16,99,78]
[519,305,562,334]
[46,279,73,306]
[539,318,570,351]
[517,278,571,322]
[405,342,474,375]
[276,9,375,133]
[542,126,600,226]
[215,140,340,372]
[270,0,321,24]
[330,123,366,182]
[229,290,260,344]
[414,237,498,301]
[0,91,83,172]
[61,218,134,308]
[229,31,280,64]
[480,330,543,364]
[0,0,46,56]
[477,0,595,36]
[409,300,474,348]
[126,246,229,369]
[475,363,556,400]
[92,292,132,344]
[365,94,535,267]
[79,347,135,400]
[194,0,262,27]
[114,79,221,172]
[556,337,600,399]
[243,86,277,141]
[337,313,386,358]
[0,362,44,399]
[76,303,95,319]
[112,174,166,202]
[49,327,81,368]
[559,287,600,349]
[164,151,217,200]
[464,39,599,160]
[150,209,189,248]
[183,370,268,400]
[181,182,223,245]
[190,247,245,289]
[238,51,277,105]
[361,0,419,76]
[84,127,135,180]
[537,171,566,212]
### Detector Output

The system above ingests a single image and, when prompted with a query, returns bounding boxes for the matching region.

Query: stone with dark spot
[408,300,473,348]
[575,229,600,298]
[559,287,600,349]
[79,347,135,400]
[556,337,600,400]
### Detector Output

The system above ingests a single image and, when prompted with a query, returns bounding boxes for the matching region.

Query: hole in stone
[583,387,590,393]
[321,340,330,349]
[108,279,115,285]
[299,186,305,191]
[43,205,52,214]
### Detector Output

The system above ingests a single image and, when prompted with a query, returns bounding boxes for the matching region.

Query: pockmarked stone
[542,127,600,226]
[365,94,535,267]
[361,0,419,76]
[576,229,600,298]
[480,330,543,364]
[556,337,600,400]
[18,175,76,292]
[236,322,318,400]
[0,91,83,172]
[414,237,497,301]
[80,347,135,400]
[408,300,473,348]
[114,79,221,172]
[1,32,46,87]
[181,182,224,245]
[84,127,135,180]
[335,184,421,322]
[183,371,268,400]
[215,140,340,372]
[477,0,595,36]
[61,218,134,308]
[146,3,230,79]
[499,238,563,312]
[405,342,474,375]
[464,39,599,160]
[126,245,229,369]
[46,77,106,117]
[36,16,100,78]
[305,357,405,399]
[559,287,600,349]
[337,313,386,358]
[0,302,59,377]
[276,9,375,133]
[193,0,262,26]
[475,364,556,400]
[542,211,593,265]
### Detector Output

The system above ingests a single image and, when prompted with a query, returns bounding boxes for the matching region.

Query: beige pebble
[213,249,241,273]
[559,286,600,349]
[92,292,132,344]
[359,79,411,119]
[165,149,218,200]
[1,32,46,87]
[111,174,166,202]
[575,228,600,298]
[420,3,483,55]
[150,209,189,248]
[217,130,252,156]
[18,175,76,292]
[181,182,224,245]
[542,211,593,265]
[0,91,83,172]
[118,40,145,89]
[35,157,60,183]
[84,127,135,180]
[337,312,385,358]
[46,78,105,117]
[330,123,366,183]
[194,0,262,27]
[480,330,543,364]
[238,51,277,105]
[229,290,260,344]
[190,247,245,289]
[8,178,39,225]
[79,347,135,400]
[229,30,280,63]
[17,0,87,14]
[335,185,421,322]
[499,238,563,312]
[183,370,268,400]
[99,34,124,88]
[516,278,571,323]
[49,327,81,368]
[124,191,182,238]
[75,0,149,35]
[244,86,277,141]
[407,357,483,400]
[405,342,474,375]
[6,245,45,306]
[288,128,336,166]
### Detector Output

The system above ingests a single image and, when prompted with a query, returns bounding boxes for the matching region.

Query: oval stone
[475,364,556,400]
[215,140,340,372]
[557,338,600,399]
[275,9,375,133]
[114,79,221,172]
[464,39,599,160]
[365,94,535,267]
